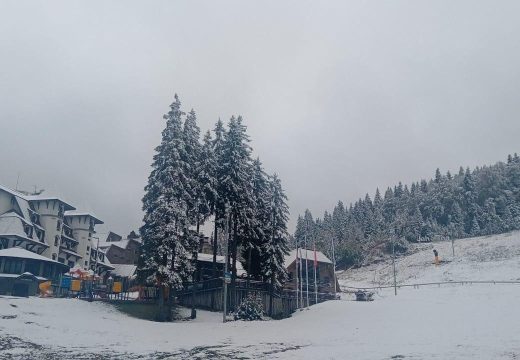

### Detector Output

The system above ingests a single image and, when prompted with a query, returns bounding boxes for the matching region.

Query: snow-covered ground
[2,232,520,359]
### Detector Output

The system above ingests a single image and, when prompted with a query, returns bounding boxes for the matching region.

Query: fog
[1,0,519,234]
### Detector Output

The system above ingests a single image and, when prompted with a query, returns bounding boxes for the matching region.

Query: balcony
[61,233,78,244]
[59,246,82,259]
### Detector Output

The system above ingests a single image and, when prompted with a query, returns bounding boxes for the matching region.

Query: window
[54,236,59,246]
[68,261,75,268]
[56,221,61,231]
[25,260,40,276]
[3,258,22,274]
[43,263,53,278]
[52,254,57,260]
[85,261,88,266]
[24,224,33,238]
[58,257,65,264]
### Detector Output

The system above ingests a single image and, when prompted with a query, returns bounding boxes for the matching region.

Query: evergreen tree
[262,174,290,314]
[220,115,254,301]
[139,95,195,319]
[305,153,520,266]
[241,158,270,278]
[211,119,227,277]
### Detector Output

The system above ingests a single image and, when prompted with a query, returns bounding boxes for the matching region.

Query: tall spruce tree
[262,174,290,315]
[220,115,254,304]
[211,119,227,277]
[241,158,270,278]
[139,95,195,319]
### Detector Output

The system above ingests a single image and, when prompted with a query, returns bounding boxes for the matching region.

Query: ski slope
[1,232,520,359]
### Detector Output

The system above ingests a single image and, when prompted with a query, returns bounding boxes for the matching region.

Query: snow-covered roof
[197,253,225,263]
[24,195,75,211]
[0,184,26,199]
[64,211,103,224]
[0,213,28,237]
[284,249,332,269]
[110,264,137,278]
[0,273,47,281]
[196,253,245,275]
[97,238,141,251]
[0,247,65,266]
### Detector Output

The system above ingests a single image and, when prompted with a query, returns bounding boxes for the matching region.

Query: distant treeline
[295,153,520,268]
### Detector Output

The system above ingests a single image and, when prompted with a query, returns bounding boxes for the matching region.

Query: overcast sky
[1,1,520,235]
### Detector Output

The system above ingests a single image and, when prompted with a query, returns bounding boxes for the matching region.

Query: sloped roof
[64,211,103,224]
[111,264,137,278]
[284,249,332,269]
[196,253,245,275]
[24,195,75,211]
[0,213,31,238]
[98,238,140,250]
[0,247,65,266]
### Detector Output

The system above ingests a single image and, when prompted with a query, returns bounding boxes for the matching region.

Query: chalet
[284,249,339,294]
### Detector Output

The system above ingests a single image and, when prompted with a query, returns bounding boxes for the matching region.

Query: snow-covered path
[1,232,520,359]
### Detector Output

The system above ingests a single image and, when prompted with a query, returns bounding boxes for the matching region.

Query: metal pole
[313,241,318,305]
[93,236,100,275]
[392,242,397,296]
[331,237,337,295]
[222,212,229,323]
[451,237,455,257]
[305,220,309,309]
[295,239,299,309]
[299,248,303,309]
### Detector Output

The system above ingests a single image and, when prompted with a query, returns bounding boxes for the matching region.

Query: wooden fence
[176,278,336,318]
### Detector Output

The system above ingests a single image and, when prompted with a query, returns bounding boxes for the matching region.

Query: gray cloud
[1,0,519,234]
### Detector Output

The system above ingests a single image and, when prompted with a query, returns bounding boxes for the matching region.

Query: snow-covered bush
[234,294,264,321]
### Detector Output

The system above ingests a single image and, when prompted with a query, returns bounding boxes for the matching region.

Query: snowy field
[2,232,520,359]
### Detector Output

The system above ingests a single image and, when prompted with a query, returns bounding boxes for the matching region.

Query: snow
[111,264,137,278]
[1,231,520,359]
[0,213,28,238]
[284,249,332,269]
[63,211,103,224]
[0,247,61,265]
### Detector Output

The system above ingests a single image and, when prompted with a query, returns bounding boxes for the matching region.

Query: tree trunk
[230,213,238,311]
[192,219,200,317]
[211,210,219,309]
[212,211,218,279]
[269,273,275,317]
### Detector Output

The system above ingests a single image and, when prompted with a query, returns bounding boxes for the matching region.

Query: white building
[0,184,113,275]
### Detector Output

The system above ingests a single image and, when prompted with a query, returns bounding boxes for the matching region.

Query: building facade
[98,231,141,265]
[0,184,113,276]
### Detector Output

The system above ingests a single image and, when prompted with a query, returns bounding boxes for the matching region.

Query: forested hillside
[295,154,520,268]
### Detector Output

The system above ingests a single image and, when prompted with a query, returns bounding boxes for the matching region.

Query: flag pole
[299,248,303,309]
[305,220,309,309]
[295,239,299,309]
[313,241,318,305]
[331,237,337,295]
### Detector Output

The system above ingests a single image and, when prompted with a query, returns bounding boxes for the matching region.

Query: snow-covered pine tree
[241,158,270,279]
[139,94,194,320]
[262,174,290,315]
[182,109,204,284]
[220,115,254,301]
[198,131,217,227]
[211,119,227,277]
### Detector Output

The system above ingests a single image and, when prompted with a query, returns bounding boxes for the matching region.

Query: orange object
[113,282,122,293]
[71,279,81,291]
[39,281,52,297]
